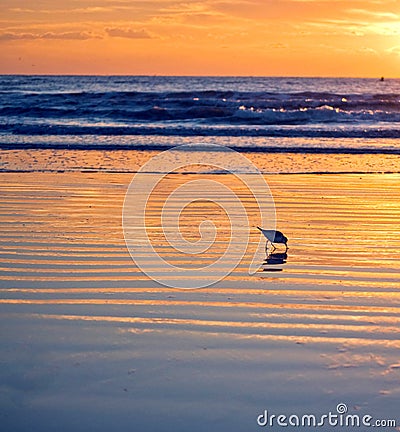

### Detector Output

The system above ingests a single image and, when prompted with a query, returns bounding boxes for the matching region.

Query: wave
[1,123,400,139]
[1,139,400,154]
[1,89,400,126]
[1,76,400,144]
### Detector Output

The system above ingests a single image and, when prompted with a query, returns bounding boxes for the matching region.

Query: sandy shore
[1,171,399,431]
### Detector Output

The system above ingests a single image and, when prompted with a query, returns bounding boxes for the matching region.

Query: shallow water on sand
[2,141,400,174]
[0,171,399,431]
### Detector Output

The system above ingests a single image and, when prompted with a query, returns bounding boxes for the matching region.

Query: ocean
[1,76,400,431]
[1,76,400,170]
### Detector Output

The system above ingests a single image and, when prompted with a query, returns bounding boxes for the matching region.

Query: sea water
[1,75,399,172]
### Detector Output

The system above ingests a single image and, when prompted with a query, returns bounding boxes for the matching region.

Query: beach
[1,165,400,431]
[1,75,400,431]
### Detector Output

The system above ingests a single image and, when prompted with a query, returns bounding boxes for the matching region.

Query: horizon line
[0,73,397,79]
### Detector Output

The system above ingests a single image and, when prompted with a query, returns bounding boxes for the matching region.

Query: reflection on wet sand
[1,171,400,430]
[261,250,288,272]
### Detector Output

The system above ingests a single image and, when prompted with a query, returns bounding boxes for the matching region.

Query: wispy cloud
[0,31,98,41]
[346,8,399,21]
[105,27,153,38]
[386,45,400,55]
[8,8,36,13]
[306,16,400,37]
[0,27,155,41]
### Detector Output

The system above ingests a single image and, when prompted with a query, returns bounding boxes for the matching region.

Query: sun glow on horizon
[0,0,399,77]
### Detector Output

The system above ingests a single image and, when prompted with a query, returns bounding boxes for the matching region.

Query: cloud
[0,31,97,41]
[269,42,288,49]
[356,47,378,55]
[5,1,180,17]
[346,8,399,21]
[0,27,153,42]
[41,31,98,40]
[0,32,35,40]
[105,27,153,38]
[303,16,399,37]
[386,45,400,55]
[8,8,36,13]
[74,7,113,13]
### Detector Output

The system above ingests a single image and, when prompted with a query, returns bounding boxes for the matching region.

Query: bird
[257,226,288,252]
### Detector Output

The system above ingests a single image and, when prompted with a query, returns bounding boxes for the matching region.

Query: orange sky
[0,0,399,76]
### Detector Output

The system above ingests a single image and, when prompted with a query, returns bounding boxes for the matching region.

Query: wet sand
[1,171,400,431]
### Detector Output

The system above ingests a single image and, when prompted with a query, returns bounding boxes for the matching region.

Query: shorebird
[257,226,288,252]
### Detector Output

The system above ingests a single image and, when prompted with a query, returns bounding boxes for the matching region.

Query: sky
[0,0,399,76]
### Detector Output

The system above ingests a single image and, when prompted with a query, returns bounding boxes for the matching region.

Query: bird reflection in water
[261,250,288,272]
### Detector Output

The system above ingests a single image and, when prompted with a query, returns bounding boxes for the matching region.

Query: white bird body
[257,226,288,251]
